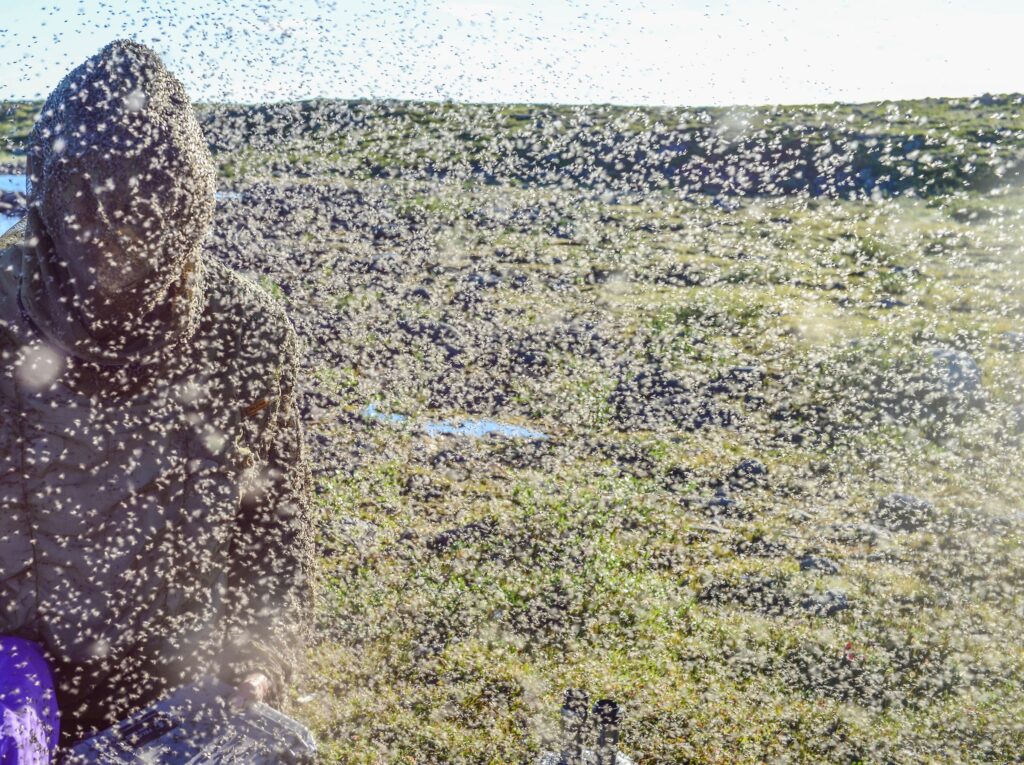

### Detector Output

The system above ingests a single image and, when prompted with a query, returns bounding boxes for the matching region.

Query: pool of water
[363,402,409,425]
[0,174,23,194]
[0,174,24,232]
[363,403,548,440]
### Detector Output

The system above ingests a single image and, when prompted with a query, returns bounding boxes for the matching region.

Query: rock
[800,590,850,616]
[861,344,986,429]
[467,270,502,289]
[451,286,484,310]
[877,297,908,309]
[528,320,615,363]
[1009,405,1024,436]
[742,392,767,410]
[428,447,470,469]
[427,517,498,553]
[402,474,446,502]
[601,442,657,479]
[825,523,890,546]
[697,575,793,616]
[610,362,738,431]
[899,346,985,425]
[320,515,381,554]
[688,523,727,537]
[925,347,982,397]
[734,535,788,557]
[703,488,751,520]
[509,578,582,640]
[662,465,693,491]
[799,554,840,574]
[299,382,342,418]
[508,272,531,291]
[782,641,887,704]
[510,336,551,375]
[865,551,896,563]
[707,365,766,395]
[786,509,815,525]
[726,458,768,490]
[654,262,717,287]
[493,439,554,470]
[872,493,936,532]
[997,331,1024,351]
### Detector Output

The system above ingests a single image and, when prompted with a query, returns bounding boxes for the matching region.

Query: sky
[0,0,1022,107]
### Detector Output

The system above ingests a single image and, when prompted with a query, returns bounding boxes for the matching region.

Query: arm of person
[221,329,315,705]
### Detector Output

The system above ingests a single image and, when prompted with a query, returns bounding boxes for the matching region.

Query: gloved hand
[230,671,272,710]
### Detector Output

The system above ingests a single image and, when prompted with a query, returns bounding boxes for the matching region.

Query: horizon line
[2,91,1023,113]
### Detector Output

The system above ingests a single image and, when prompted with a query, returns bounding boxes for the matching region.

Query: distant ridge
[5,94,1024,197]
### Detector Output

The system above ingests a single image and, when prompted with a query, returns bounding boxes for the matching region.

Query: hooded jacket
[0,41,313,740]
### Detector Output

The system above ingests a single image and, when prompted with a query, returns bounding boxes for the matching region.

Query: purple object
[0,637,59,764]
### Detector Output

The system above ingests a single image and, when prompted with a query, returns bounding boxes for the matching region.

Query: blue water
[0,174,23,232]
[422,419,549,439]
[0,174,23,194]
[364,402,410,425]
[363,403,548,440]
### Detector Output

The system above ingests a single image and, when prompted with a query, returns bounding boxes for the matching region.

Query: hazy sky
[1,0,1021,106]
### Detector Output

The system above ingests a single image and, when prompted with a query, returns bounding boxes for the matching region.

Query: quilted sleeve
[220,323,315,700]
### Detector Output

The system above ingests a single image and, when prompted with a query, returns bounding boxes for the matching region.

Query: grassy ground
[259,179,1023,763]
[4,96,1024,762]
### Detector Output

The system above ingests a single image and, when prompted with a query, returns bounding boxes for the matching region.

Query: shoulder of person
[201,256,301,369]
[199,257,302,441]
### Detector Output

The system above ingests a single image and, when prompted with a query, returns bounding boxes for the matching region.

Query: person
[0,39,314,748]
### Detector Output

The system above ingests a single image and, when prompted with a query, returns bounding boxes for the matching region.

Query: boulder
[800,590,850,617]
[610,362,737,431]
[898,346,986,425]
[726,458,768,490]
[799,554,840,574]
[872,493,937,532]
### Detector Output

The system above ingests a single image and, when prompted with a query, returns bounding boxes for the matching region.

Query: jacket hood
[18,39,216,366]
